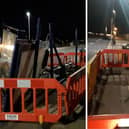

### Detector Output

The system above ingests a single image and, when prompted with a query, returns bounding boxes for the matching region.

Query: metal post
[26,11,31,40]
[28,16,30,40]
[32,18,40,78]
[75,27,78,66]
[49,23,54,78]
[111,17,113,41]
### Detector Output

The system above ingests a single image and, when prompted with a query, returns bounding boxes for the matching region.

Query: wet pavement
[88,38,110,60]
[90,68,129,115]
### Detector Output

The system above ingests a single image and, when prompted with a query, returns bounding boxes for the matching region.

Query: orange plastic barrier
[0,66,85,123]
[65,66,85,115]
[64,52,85,66]
[88,114,129,129]
[101,49,129,68]
[47,52,85,67]
[88,49,129,128]
[88,52,100,101]
[0,79,66,123]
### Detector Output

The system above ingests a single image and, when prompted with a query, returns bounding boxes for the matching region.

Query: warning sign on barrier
[17,80,31,88]
[0,80,4,88]
[5,114,18,120]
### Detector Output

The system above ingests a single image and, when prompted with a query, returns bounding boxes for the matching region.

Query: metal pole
[49,23,54,78]
[111,0,116,46]
[28,15,30,40]
[75,27,78,66]
[32,18,40,78]
[111,17,113,40]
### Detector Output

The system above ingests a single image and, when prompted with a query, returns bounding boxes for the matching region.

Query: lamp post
[112,9,116,26]
[26,11,31,40]
[111,9,116,45]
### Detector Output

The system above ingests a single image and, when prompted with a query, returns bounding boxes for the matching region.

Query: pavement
[107,39,127,49]
[90,68,129,115]
[88,38,110,60]
[0,113,85,129]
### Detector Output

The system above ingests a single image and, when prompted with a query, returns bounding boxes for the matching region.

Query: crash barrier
[88,114,129,129]
[0,66,85,123]
[65,66,85,114]
[88,52,100,101]
[101,49,129,68]
[47,52,85,66]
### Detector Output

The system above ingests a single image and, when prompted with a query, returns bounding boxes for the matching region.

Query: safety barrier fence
[101,49,129,68]
[63,52,85,66]
[0,66,85,123]
[65,66,85,115]
[0,79,66,123]
[88,49,129,101]
[88,114,129,129]
[88,49,129,128]
[47,52,85,66]
[88,52,100,101]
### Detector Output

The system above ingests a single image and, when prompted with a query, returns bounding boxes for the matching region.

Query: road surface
[88,38,110,60]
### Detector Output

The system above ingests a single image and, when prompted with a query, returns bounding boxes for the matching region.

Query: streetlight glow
[26,11,31,40]
[114,27,118,31]
[26,11,30,17]
[112,9,116,14]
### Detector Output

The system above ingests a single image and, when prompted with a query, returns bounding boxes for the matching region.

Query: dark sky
[88,0,129,34]
[0,0,85,40]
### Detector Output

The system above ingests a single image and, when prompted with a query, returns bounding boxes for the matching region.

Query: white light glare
[112,9,116,14]
[118,119,129,127]
[26,11,30,17]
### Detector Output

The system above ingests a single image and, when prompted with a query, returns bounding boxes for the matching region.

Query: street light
[114,27,118,31]
[111,9,116,45]
[112,9,116,15]
[26,11,31,40]
[112,9,116,25]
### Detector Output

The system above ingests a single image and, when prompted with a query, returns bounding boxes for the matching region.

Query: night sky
[88,0,129,34]
[0,0,85,40]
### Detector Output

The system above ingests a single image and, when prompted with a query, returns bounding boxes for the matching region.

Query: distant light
[113,31,117,36]
[100,33,104,36]
[96,33,99,35]
[114,27,118,31]
[26,11,30,17]
[105,26,107,32]
[112,9,116,14]
[88,32,94,35]
[107,34,111,36]
[118,119,129,127]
